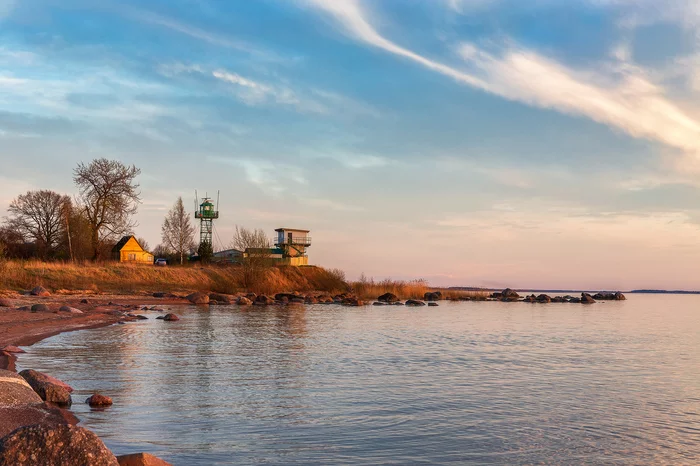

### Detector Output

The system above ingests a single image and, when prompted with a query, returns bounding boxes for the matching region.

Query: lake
[17,294,700,465]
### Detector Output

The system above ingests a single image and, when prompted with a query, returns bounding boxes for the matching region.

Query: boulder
[523,295,537,303]
[117,452,173,466]
[152,292,175,298]
[290,297,305,304]
[155,316,165,320]
[80,299,90,304]
[59,306,84,314]
[163,313,179,322]
[342,297,364,306]
[86,394,113,407]
[208,293,232,304]
[373,302,388,306]
[501,288,520,299]
[377,292,399,303]
[304,296,318,304]
[236,297,252,306]
[423,292,441,301]
[1,346,25,354]
[30,304,49,313]
[186,292,209,305]
[0,424,118,466]
[254,295,275,306]
[581,293,596,304]
[405,299,426,306]
[29,286,50,297]
[537,294,552,303]
[0,298,12,308]
[428,302,439,307]
[0,369,43,406]
[0,403,78,439]
[19,370,72,406]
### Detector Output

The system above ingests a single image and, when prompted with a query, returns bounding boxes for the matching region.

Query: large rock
[342,297,364,306]
[423,291,442,302]
[19,370,72,406]
[0,403,78,439]
[377,292,399,303]
[0,424,118,466]
[236,297,252,306]
[208,293,232,304]
[29,286,50,297]
[162,313,179,322]
[117,453,172,466]
[1,346,25,354]
[581,293,596,304]
[0,298,12,308]
[501,288,520,300]
[186,292,209,305]
[0,370,43,406]
[59,306,83,314]
[30,304,49,313]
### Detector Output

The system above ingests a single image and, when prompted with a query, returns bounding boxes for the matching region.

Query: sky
[2,0,700,290]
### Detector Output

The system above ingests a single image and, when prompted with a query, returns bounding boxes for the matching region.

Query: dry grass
[350,276,489,301]
[0,260,350,295]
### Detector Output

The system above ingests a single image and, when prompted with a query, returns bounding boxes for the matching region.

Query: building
[274,228,311,266]
[212,248,244,263]
[112,236,154,264]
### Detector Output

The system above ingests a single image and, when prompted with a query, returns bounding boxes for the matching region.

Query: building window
[128,253,136,261]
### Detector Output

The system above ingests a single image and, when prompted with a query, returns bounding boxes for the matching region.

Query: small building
[212,248,244,263]
[274,228,311,266]
[112,236,154,264]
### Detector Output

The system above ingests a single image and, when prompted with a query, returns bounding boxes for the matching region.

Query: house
[112,236,154,264]
[274,228,311,266]
[212,248,244,263]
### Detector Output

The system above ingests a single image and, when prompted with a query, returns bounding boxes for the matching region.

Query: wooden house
[112,236,154,264]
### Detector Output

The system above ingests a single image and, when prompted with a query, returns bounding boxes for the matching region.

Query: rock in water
[236,297,252,305]
[163,313,179,322]
[29,286,50,297]
[501,288,520,300]
[423,292,442,301]
[116,452,173,466]
[405,300,426,306]
[59,306,83,314]
[377,293,399,303]
[254,295,276,306]
[19,370,72,406]
[428,302,439,307]
[1,346,25,354]
[186,292,209,305]
[0,424,118,466]
[581,293,596,304]
[86,394,113,407]
[208,293,232,304]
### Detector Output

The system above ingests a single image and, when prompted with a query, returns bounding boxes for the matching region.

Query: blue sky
[2,0,700,289]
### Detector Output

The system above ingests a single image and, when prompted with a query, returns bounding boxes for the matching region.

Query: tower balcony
[275,236,312,247]
[195,211,219,219]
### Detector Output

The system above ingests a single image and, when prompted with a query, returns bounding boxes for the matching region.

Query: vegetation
[231,226,272,290]
[350,274,489,300]
[161,197,196,264]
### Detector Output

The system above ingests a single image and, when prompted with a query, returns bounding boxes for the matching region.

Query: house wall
[117,237,154,264]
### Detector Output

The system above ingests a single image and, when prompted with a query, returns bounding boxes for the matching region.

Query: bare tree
[231,226,273,291]
[4,190,70,259]
[73,158,141,260]
[136,237,150,252]
[161,197,196,265]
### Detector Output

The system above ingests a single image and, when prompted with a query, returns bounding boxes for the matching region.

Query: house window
[128,253,136,261]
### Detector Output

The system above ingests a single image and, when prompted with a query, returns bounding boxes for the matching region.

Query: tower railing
[275,236,312,246]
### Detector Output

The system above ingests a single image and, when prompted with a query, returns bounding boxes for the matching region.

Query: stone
[29,286,50,297]
[614,292,626,300]
[424,292,442,302]
[152,292,175,298]
[186,292,209,305]
[0,403,78,439]
[501,288,520,299]
[373,302,388,306]
[155,316,165,320]
[80,299,90,304]
[0,298,12,308]
[19,370,72,406]
[254,295,276,306]
[377,292,399,303]
[0,424,118,466]
[581,293,596,304]
[405,299,426,306]
[163,313,179,322]
[59,306,83,314]
[208,293,232,304]
[117,452,173,466]
[86,394,113,407]
[30,304,49,313]
[428,302,439,307]
[304,297,318,304]
[537,294,552,303]
[236,297,252,305]
[290,297,305,304]
[1,346,25,354]
[342,297,364,306]
[0,369,43,406]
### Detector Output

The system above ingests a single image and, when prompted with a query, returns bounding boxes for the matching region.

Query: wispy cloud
[306,0,700,165]
[0,0,15,20]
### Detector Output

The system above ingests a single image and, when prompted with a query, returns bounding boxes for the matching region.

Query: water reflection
[17,296,700,465]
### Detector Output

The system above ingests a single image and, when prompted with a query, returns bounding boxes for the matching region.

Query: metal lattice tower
[194,195,219,250]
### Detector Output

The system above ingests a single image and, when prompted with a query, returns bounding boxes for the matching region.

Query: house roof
[274,228,310,233]
[111,235,145,253]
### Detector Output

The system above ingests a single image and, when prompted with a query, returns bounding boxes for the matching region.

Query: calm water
[17,295,700,465]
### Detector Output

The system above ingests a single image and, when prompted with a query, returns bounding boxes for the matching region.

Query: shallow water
[18,295,700,465]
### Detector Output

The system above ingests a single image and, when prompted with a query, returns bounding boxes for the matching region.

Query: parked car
[154,258,167,266]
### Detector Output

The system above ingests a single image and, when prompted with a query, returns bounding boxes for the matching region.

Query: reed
[350,275,489,301]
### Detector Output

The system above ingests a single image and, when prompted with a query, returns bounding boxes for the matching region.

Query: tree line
[1,157,270,268]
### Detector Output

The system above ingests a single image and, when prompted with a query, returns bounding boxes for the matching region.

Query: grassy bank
[350,277,488,301]
[0,260,349,296]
